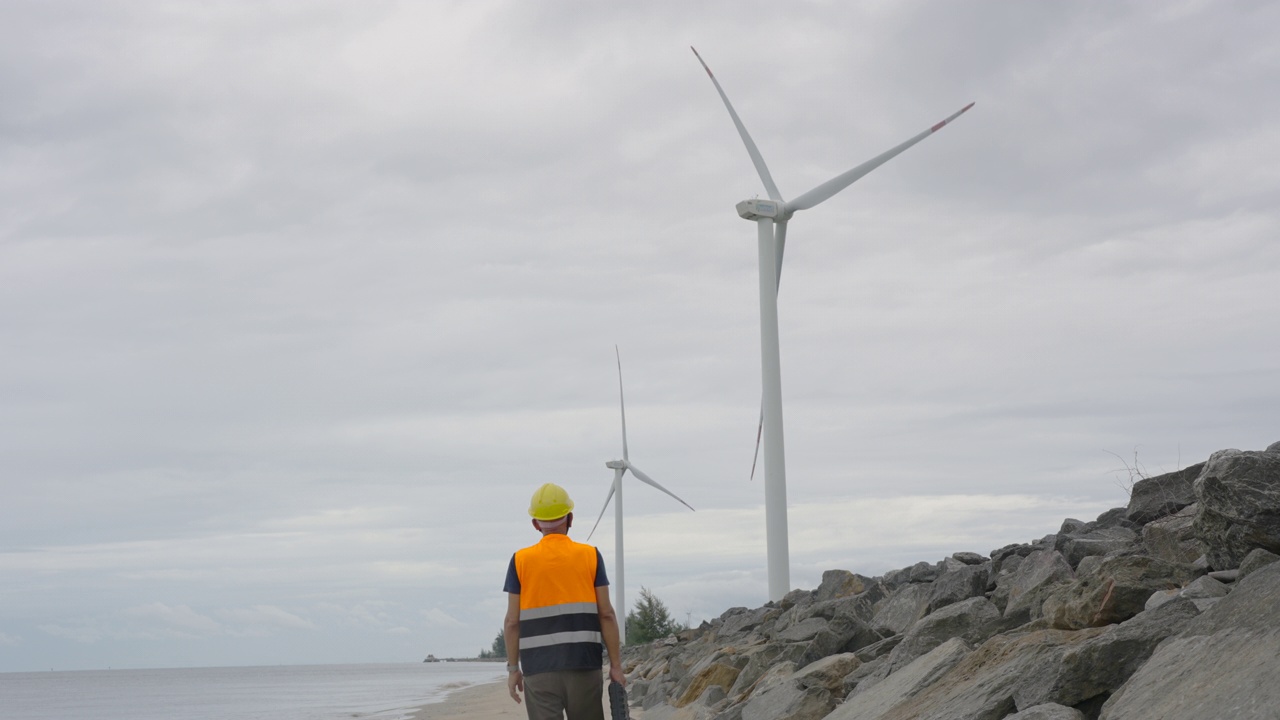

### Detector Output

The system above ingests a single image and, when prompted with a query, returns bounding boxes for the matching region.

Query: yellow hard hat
[529,483,574,521]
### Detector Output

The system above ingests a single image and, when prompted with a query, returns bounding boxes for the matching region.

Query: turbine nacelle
[605,460,627,470]
[736,198,790,222]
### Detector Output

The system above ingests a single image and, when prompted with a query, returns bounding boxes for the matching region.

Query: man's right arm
[504,593,523,703]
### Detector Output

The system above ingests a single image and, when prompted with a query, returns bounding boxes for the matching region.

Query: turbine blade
[616,345,628,462]
[626,462,695,512]
[691,47,784,203]
[774,220,787,293]
[749,406,763,481]
[750,217,784,482]
[786,102,975,213]
[586,479,617,542]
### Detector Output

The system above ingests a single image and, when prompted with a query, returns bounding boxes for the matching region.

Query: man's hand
[508,669,524,704]
[609,664,626,686]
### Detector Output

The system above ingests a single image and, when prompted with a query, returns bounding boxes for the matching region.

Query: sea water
[0,662,506,720]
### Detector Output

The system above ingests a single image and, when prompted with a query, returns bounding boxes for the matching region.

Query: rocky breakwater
[623,442,1280,720]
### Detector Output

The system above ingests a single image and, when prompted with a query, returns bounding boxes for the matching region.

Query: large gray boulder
[807,589,888,632]
[777,617,829,643]
[718,605,780,638]
[1091,506,1137,531]
[1193,448,1280,569]
[882,560,940,586]
[793,653,861,696]
[1010,597,1201,709]
[1040,555,1199,630]
[739,683,832,720]
[824,638,971,720]
[672,654,744,708]
[853,634,902,664]
[1003,550,1074,621]
[927,562,990,613]
[1238,547,1280,580]
[812,570,878,602]
[870,627,1110,720]
[1058,526,1139,569]
[1100,562,1280,719]
[1141,503,1202,564]
[871,583,932,635]
[726,642,809,698]
[1125,462,1204,524]
[884,597,1004,673]
[990,542,1040,578]
[737,653,861,720]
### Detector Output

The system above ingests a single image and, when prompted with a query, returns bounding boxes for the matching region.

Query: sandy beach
[411,676,635,719]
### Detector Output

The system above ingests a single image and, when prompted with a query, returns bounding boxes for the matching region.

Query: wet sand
[410,676,636,719]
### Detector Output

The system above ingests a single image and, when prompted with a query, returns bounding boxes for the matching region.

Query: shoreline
[409,674,636,719]
[408,678,522,719]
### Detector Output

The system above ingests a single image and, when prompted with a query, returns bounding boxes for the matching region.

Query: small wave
[436,681,473,691]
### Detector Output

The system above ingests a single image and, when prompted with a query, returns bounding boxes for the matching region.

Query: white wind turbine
[692,47,974,601]
[588,347,695,645]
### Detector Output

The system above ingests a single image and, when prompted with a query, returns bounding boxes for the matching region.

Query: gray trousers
[523,668,604,720]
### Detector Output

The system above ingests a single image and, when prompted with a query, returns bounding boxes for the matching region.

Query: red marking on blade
[931,120,947,132]
[691,47,714,78]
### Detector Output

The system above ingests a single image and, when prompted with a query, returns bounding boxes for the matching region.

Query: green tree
[478,628,506,659]
[626,587,685,644]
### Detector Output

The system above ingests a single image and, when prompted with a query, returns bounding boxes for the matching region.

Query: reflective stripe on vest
[514,535,602,674]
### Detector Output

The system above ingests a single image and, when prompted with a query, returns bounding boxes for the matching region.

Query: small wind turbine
[692,47,974,601]
[588,347,695,644]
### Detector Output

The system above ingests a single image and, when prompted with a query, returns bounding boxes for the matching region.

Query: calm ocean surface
[0,662,506,720]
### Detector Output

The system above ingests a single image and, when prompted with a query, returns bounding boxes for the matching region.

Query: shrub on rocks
[1125,463,1204,524]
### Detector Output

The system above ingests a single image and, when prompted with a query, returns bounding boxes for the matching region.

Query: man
[504,482,625,720]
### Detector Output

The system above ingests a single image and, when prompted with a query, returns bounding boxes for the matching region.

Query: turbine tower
[588,347,695,644]
[692,47,974,601]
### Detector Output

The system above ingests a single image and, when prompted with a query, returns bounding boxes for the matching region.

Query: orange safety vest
[513,534,603,674]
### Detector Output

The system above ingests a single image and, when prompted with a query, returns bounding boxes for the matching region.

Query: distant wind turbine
[588,347,695,644]
[691,47,974,602]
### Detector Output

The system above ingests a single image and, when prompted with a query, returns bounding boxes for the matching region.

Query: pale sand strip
[409,680,522,719]
[409,676,642,719]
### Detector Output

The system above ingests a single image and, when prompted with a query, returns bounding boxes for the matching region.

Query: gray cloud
[2,0,1278,671]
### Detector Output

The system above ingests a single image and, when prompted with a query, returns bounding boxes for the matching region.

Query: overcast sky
[2,0,1277,673]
